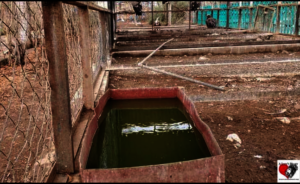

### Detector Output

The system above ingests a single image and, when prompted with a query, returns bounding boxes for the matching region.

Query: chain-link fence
[0,1,55,182]
[62,4,84,125]
[0,1,111,182]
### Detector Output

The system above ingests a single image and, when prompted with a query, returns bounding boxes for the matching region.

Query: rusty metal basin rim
[78,87,225,183]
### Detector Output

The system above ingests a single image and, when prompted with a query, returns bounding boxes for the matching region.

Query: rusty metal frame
[112,2,299,15]
[77,87,224,182]
[63,1,111,13]
[41,0,114,181]
[78,6,94,110]
[42,1,74,174]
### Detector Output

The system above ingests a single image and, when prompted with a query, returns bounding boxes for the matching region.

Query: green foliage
[146,1,189,25]
[147,3,167,25]
[171,1,189,24]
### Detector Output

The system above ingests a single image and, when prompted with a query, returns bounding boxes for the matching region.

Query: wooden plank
[78,6,94,110]
[53,174,68,183]
[72,111,94,158]
[276,6,281,33]
[42,1,74,173]
[113,40,300,52]
[226,2,230,28]
[249,7,253,30]
[63,1,111,13]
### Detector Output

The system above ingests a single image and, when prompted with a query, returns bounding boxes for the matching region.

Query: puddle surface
[86,98,211,169]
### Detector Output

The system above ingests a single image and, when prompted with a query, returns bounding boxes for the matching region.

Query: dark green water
[86,98,211,169]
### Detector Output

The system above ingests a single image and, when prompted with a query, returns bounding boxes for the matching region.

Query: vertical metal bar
[196,10,199,25]
[238,8,242,29]
[78,6,94,110]
[110,1,114,50]
[295,5,299,36]
[217,9,220,27]
[276,6,281,33]
[152,1,154,31]
[168,3,172,26]
[42,1,74,173]
[226,1,230,28]
[189,1,191,29]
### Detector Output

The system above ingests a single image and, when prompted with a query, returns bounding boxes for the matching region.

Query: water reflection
[121,121,192,135]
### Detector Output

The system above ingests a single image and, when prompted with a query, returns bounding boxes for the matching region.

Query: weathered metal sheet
[78,90,110,170]
[82,155,225,183]
[110,87,178,100]
[176,88,223,156]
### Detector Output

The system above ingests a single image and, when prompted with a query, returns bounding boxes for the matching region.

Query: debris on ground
[239,149,246,154]
[227,116,233,121]
[294,104,300,110]
[199,56,209,60]
[226,133,242,148]
[256,77,271,82]
[260,166,266,169]
[254,155,263,159]
[275,117,291,124]
[287,85,293,91]
[264,109,287,115]
[282,50,289,54]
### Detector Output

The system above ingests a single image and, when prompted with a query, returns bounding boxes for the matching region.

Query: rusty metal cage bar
[0,1,112,182]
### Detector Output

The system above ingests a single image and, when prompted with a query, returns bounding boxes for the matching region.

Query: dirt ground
[109,49,300,182]
[0,47,53,182]
[196,97,300,183]
[112,51,300,66]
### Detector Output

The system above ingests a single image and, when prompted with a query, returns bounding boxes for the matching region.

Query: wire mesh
[89,9,103,81]
[280,5,296,34]
[62,3,83,125]
[0,1,55,182]
[229,2,239,28]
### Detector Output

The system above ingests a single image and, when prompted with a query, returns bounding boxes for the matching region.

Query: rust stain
[78,87,225,182]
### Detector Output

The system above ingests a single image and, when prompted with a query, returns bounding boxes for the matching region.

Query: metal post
[152,1,154,31]
[276,6,281,33]
[168,2,172,26]
[110,1,115,50]
[217,9,220,27]
[189,1,191,29]
[249,7,253,30]
[226,1,230,28]
[78,6,94,110]
[295,5,300,36]
[238,8,242,29]
[42,1,74,173]
[196,10,198,25]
